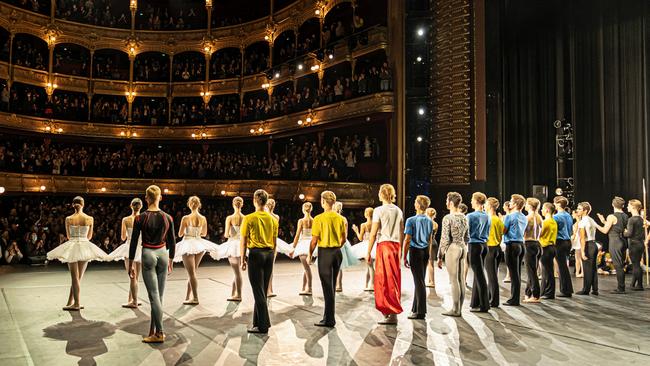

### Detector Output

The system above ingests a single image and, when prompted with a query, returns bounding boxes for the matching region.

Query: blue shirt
[404,214,433,249]
[467,210,490,244]
[553,211,573,241]
[503,211,527,243]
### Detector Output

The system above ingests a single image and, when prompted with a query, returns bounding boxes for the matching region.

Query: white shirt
[578,216,597,241]
[372,204,403,243]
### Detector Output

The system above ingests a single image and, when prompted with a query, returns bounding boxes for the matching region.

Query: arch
[322,2,353,46]
[92,49,130,81]
[243,41,269,76]
[134,51,170,82]
[297,17,320,56]
[172,51,205,82]
[210,47,241,80]
[53,43,91,77]
[273,30,296,67]
[12,33,48,71]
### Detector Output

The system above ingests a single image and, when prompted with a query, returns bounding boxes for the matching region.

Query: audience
[12,38,46,71]
[135,55,170,82]
[211,50,241,79]
[92,95,128,123]
[132,98,167,126]
[52,91,88,122]
[206,94,240,124]
[56,0,130,29]
[171,98,205,126]
[173,53,205,82]
[243,49,268,76]
[6,0,49,15]
[136,2,206,30]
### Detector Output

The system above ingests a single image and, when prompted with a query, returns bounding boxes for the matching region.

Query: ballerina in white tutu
[352,207,376,291]
[174,196,220,305]
[107,198,144,308]
[290,202,315,295]
[47,196,107,310]
[211,196,245,302]
[265,199,294,296]
[333,202,360,292]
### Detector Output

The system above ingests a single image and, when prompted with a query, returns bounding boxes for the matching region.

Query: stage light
[101,187,106,192]
[416,56,422,62]
[250,128,255,134]
[297,64,303,70]
[201,132,207,138]
[297,120,303,125]
[163,188,169,194]
[39,185,46,191]
[0,186,5,194]
[221,190,226,196]
[191,133,197,138]
[275,72,280,78]
[417,136,423,142]
[417,28,425,36]
[305,117,312,123]
[298,194,305,200]
[258,127,264,133]
[57,128,63,133]
[328,53,334,60]
[555,188,563,196]
[418,108,425,115]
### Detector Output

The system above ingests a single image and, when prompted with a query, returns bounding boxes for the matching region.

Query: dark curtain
[490,0,650,212]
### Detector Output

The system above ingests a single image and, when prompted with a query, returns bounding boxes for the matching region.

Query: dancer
[624,199,645,291]
[333,201,359,292]
[129,185,176,343]
[571,211,583,277]
[47,196,108,311]
[425,208,439,288]
[595,197,628,294]
[174,196,219,305]
[367,184,404,324]
[309,191,346,327]
[575,202,599,295]
[502,194,527,306]
[502,200,512,283]
[107,198,143,308]
[437,192,469,317]
[539,203,558,299]
[265,198,293,297]
[402,195,434,319]
[552,196,574,297]
[211,196,245,301]
[240,189,278,334]
[523,198,543,303]
[485,197,504,307]
[291,202,315,295]
[467,192,491,312]
[352,207,376,291]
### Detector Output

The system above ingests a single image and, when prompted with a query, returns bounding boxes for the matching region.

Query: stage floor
[1,259,649,366]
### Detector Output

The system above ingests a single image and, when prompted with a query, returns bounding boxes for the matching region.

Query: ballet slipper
[335,288,342,292]
[227,297,242,302]
[183,299,199,305]
[63,305,81,311]
[426,283,435,288]
[299,291,312,296]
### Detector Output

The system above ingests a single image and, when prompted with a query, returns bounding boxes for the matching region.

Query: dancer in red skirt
[367,184,404,325]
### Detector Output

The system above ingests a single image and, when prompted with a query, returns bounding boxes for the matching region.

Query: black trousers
[629,240,644,289]
[469,243,490,310]
[409,247,429,315]
[485,245,502,307]
[318,247,343,325]
[248,248,274,331]
[505,242,524,305]
[609,235,627,291]
[524,241,541,298]
[555,239,573,295]
[540,245,556,298]
[580,241,599,294]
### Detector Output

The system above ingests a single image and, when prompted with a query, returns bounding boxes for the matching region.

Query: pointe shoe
[142,334,165,343]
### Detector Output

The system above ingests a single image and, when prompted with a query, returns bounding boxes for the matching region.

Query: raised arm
[596,214,615,234]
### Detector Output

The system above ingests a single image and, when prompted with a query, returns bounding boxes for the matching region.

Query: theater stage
[1,259,649,365]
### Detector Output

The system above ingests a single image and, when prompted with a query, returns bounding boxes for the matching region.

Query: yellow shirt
[487,215,504,247]
[539,217,558,247]
[241,211,278,249]
[312,211,346,248]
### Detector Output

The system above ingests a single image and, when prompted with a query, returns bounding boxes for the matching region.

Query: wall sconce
[45,82,57,96]
[205,0,213,7]
[191,127,208,139]
[119,127,138,138]
[44,120,63,133]
[200,91,211,104]
[125,90,136,103]
[129,0,137,11]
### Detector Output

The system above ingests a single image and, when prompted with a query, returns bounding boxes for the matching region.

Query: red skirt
[374,241,403,315]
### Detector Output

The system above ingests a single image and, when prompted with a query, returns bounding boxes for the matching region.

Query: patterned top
[438,213,469,257]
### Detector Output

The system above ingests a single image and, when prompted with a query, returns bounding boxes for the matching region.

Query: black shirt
[129,210,176,260]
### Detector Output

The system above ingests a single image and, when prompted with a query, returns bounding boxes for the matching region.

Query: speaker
[532,185,548,203]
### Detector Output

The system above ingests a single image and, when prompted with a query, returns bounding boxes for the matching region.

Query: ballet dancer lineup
[46,184,650,343]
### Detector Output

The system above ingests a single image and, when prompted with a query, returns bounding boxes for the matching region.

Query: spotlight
[555,187,563,196]
[418,108,425,115]
[201,132,207,138]
[417,136,423,142]
[417,28,425,36]
[39,185,46,191]
[132,132,138,137]
[0,186,5,194]
[416,56,422,62]
[298,194,305,200]
[57,128,63,133]
[45,126,51,132]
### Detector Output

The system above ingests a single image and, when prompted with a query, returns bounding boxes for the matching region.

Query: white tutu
[173,237,220,262]
[340,241,360,269]
[275,238,294,256]
[351,240,376,260]
[211,237,241,260]
[292,238,316,257]
[47,238,108,263]
[107,242,142,262]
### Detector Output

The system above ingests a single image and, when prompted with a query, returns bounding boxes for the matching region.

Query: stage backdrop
[487,0,650,212]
